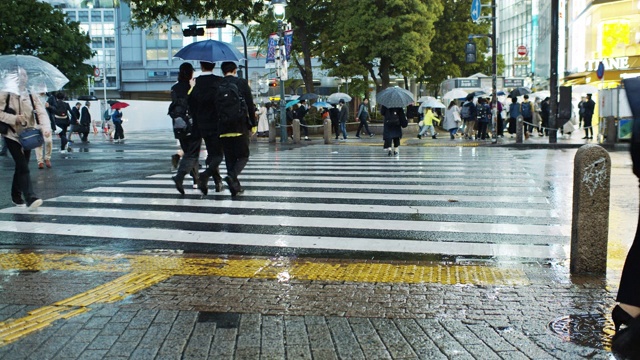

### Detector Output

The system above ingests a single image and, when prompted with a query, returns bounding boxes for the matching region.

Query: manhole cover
[548,314,613,350]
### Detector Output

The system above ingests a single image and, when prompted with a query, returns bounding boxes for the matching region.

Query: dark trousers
[617,184,640,307]
[57,123,69,150]
[299,118,308,137]
[524,117,534,133]
[221,134,250,181]
[175,135,201,183]
[332,120,340,138]
[356,119,372,136]
[6,137,35,202]
[496,115,504,136]
[114,123,124,140]
[80,132,89,142]
[383,138,400,149]
[201,133,224,185]
[477,122,489,139]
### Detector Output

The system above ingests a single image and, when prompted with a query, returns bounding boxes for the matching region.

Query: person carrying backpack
[476,97,491,140]
[52,92,72,152]
[461,93,477,140]
[169,62,201,195]
[381,105,408,156]
[111,108,124,143]
[520,94,534,136]
[216,61,256,197]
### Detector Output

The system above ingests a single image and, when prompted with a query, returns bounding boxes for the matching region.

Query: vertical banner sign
[284,30,293,61]
[266,33,278,69]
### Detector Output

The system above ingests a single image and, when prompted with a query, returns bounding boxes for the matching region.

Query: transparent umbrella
[327,92,352,104]
[0,55,69,94]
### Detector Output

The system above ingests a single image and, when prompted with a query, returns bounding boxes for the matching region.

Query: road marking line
[47,196,558,218]
[0,207,567,236]
[0,222,567,258]
[82,187,550,204]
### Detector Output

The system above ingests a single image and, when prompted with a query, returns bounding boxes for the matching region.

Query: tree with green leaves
[418,0,505,96]
[0,0,94,92]
[320,0,443,92]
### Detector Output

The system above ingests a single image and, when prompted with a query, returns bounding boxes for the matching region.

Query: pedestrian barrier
[516,115,524,143]
[571,144,611,274]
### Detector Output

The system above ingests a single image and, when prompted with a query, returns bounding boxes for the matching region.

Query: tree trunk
[379,57,391,90]
[291,19,315,94]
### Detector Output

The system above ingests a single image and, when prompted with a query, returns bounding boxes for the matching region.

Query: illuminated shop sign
[584,57,629,71]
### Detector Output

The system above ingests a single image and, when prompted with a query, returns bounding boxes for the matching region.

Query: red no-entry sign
[517,46,528,56]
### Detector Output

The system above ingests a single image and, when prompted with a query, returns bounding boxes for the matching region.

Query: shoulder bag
[18,94,44,150]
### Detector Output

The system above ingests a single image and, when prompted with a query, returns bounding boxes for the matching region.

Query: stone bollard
[571,144,611,274]
[323,119,331,144]
[516,115,524,144]
[292,119,301,144]
[268,120,276,143]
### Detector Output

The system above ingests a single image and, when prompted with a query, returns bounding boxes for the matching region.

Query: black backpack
[56,99,68,117]
[384,109,401,126]
[168,96,191,138]
[215,77,248,133]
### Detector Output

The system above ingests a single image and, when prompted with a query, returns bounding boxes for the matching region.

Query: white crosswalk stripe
[0,147,570,259]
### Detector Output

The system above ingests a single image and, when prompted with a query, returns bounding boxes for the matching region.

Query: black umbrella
[508,87,531,97]
[298,93,318,101]
[107,99,120,105]
[78,95,98,101]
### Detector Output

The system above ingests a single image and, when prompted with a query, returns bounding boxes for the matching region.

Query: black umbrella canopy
[508,87,531,98]
[298,93,318,101]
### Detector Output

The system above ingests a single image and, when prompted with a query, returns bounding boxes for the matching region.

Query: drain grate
[197,312,240,328]
[548,314,613,350]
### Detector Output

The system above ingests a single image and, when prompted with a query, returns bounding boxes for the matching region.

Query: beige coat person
[0,91,51,144]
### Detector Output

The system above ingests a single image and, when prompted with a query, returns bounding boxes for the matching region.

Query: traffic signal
[269,79,278,87]
[182,25,204,37]
[465,41,476,63]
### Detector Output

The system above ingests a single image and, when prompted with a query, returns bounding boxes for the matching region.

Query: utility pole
[549,0,559,143]
[491,0,497,143]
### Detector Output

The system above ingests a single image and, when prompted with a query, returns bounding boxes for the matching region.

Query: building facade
[565,0,640,89]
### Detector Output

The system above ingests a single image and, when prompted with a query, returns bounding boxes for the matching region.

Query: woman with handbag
[0,67,51,209]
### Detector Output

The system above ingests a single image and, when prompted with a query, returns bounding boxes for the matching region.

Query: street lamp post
[206,19,248,80]
[272,0,288,142]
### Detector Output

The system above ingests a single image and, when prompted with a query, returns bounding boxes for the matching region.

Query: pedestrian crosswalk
[0,146,570,260]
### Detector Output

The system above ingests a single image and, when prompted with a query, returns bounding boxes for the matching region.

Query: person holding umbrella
[111,104,125,143]
[381,105,408,156]
[0,67,51,209]
[338,99,349,140]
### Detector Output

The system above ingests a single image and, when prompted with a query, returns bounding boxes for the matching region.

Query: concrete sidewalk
[0,251,618,359]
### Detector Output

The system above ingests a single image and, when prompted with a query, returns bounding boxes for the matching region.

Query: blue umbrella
[312,101,333,109]
[285,99,300,108]
[174,39,245,63]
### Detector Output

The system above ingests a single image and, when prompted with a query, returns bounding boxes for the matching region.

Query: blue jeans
[419,125,435,136]
[340,121,347,139]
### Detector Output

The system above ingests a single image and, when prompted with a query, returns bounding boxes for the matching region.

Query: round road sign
[517,46,528,56]
[93,67,100,77]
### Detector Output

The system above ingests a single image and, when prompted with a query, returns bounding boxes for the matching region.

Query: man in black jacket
[218,62,256,197]
[79,102,92,143]
[296,100,309,140]
[189,61,224,195]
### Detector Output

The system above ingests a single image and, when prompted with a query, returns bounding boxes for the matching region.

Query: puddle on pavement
[197,312,240,328]
[548,314,613,350]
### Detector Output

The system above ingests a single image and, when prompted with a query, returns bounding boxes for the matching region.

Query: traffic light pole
[548,0,559,144]
[277,20,287,143]
[491,0,497,144]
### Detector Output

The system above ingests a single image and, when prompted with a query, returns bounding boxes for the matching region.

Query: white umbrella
[442,89,469,99]
[419,98,446,109]
[530,91,550,99]
[572,84,598,94]
[0,55,69,94]
[327,92,351,104]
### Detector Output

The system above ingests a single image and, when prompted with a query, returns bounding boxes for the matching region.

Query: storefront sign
[504,78,524,87]
[584,57,629,72]
[455,79,480,88]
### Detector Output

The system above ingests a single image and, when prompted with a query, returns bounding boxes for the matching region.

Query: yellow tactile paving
[0,253,528,286]
[0,272,168,346]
